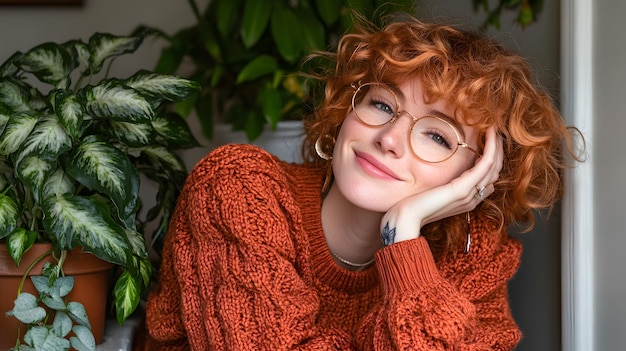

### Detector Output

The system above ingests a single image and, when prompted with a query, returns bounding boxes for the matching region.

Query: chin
[335,179,393,213]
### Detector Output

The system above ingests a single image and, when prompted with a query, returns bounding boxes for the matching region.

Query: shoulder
[193,143,281,175]
[185,144,289,190]
[183,144,308,210]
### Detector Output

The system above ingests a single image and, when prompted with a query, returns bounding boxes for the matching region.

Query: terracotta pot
[0,243,115,349]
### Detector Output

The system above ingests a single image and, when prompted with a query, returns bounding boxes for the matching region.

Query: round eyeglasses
[351,82,481,163]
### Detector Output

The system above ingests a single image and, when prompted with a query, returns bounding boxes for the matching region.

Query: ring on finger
[475,185,487,200]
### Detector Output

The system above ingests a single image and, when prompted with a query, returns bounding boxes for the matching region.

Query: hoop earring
[315,135,335,197]
[315,136,334,161]
[464,212,471,254]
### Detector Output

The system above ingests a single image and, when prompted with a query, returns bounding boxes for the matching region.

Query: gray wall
[416,2,562,351]
[593,1,626,349]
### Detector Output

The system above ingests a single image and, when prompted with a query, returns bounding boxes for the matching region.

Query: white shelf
[96,314,142,351]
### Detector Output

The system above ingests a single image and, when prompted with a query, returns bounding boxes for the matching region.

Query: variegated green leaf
[0,112,40,156]
[42,168,76,200]
[70,324,96,351]
[107,120,155,147]
[66,135,139,229]
[83,80,154,123]
[125,229,148,258]
[16,155,57,204]
[0,77,31,112]
[6,228,37,266]
[0,194,19,239]
[151,112,199,149]
[88,33,144,74]
[7,293,47,324]
[31,275,53,295]
[124,70,200,103]
[42,194,130,265]
[0,51,21,78]
[67,301,90,328]
[51,276,75,298]
[63,39,90,72]
[137,256,153,289]
[28,89,47,112]
[55,90,85,138]
[42,294,67,311]
[0,102,10,129]
[14,115,72,166]
[27,326,72,349]
[53,311,73,338]
[17,42,75,88]
[113,270,140,325]
[142,144,186,174]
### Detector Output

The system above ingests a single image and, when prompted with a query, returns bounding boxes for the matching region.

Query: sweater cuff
[375,237,441,295]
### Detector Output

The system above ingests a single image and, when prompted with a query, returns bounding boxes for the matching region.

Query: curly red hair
[301,15,582,256]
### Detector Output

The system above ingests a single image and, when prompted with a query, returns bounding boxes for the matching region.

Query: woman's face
[331,78,479,213]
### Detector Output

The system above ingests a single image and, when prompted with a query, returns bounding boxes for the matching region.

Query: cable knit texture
[141,144,523,350]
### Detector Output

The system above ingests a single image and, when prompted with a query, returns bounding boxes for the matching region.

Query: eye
[425,128,453,150]
[370,98,395,116]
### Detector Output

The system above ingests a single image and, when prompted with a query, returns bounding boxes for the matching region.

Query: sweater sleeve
[356,223,522,350]
[144,144,351,351]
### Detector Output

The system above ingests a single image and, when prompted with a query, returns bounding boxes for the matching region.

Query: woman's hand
[380,127,504,246]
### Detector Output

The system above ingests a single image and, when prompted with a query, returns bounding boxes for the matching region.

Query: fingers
[470,127,503,201]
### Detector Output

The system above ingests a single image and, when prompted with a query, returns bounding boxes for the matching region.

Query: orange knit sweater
[142,144,522,350]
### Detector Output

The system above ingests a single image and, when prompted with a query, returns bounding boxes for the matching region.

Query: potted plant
[0,30,199,350]
[145,0,416,142]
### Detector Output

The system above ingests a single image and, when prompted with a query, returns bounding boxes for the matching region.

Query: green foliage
[0,30,200,342]
[146,0,416,141]
[7,262,95,351]
[473,0,544,30]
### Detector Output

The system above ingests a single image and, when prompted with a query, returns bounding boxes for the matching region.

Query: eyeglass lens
[352,83,463,162]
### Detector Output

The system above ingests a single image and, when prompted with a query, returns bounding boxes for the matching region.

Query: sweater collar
[285,163,379,293]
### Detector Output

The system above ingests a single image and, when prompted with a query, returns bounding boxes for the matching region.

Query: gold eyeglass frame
[350,82,482,163]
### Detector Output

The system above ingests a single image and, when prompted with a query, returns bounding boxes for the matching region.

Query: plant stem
[16,248,53,296]
[187,0,202,24]
[57,250,68,277]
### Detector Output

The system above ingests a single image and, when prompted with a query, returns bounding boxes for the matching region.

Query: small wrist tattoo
[381,222,397,246]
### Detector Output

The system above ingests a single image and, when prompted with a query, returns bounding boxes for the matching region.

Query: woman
[140,16,581,350]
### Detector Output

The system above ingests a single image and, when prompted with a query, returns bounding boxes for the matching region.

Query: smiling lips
[355,151,401,180]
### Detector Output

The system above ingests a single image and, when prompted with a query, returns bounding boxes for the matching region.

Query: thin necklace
[328,247,375,269]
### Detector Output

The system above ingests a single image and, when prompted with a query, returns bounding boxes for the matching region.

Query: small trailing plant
[0,30,199,349]
[7,261,96,351]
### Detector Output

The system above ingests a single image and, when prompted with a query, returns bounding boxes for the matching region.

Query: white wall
[589,1,626,349]
[416,2,562,351]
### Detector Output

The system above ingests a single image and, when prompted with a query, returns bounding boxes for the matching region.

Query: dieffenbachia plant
[0,30,199,344]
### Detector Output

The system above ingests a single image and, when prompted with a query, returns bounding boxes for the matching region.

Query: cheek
[333,115,365,156]
[408,157,475,190]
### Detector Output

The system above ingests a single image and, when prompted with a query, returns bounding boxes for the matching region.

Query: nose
[376,114,412,158]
